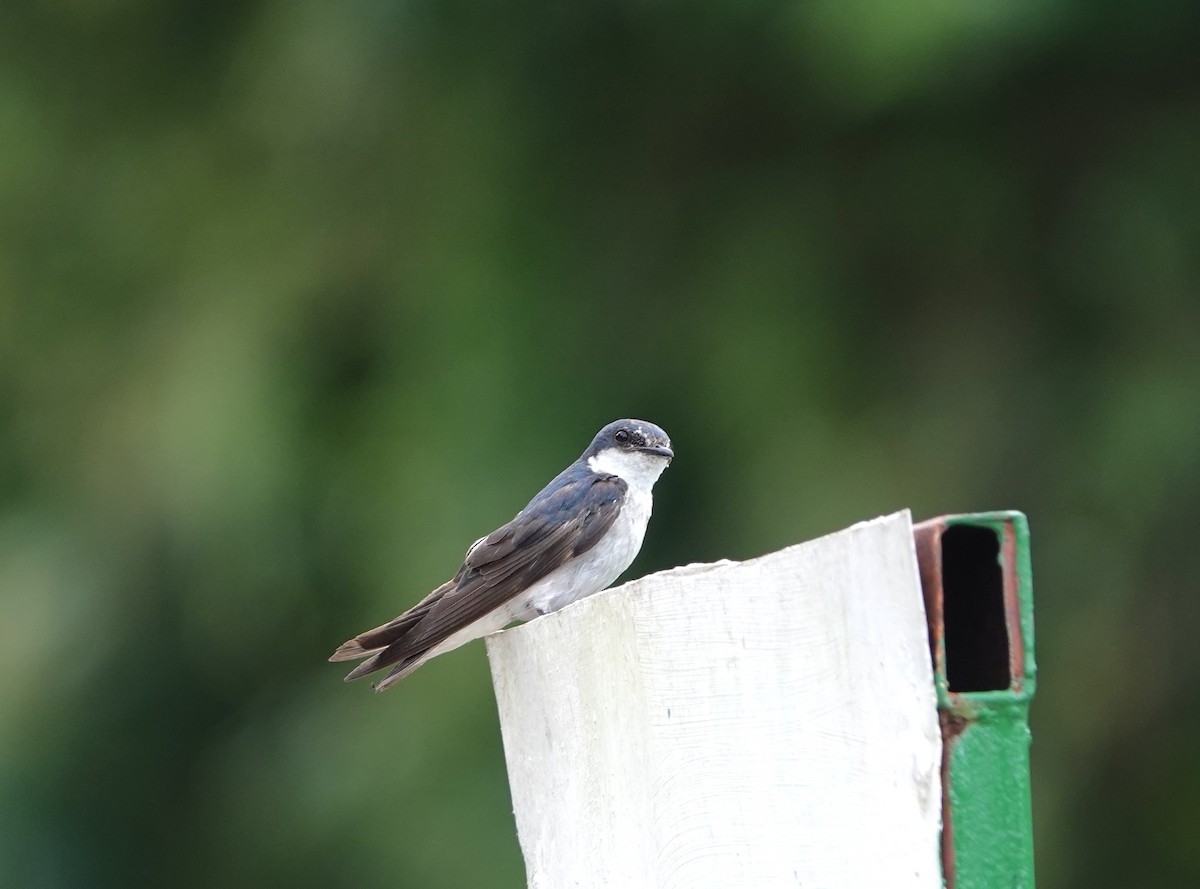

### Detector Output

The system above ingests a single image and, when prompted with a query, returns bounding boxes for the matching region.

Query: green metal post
[914,511,1037,889]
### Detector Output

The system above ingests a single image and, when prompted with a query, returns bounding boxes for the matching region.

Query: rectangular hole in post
[941,525,1011,692]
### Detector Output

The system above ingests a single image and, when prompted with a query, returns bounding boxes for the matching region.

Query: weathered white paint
[486,511,942,889]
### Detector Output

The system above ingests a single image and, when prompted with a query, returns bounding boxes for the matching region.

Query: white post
[486,510,942,889]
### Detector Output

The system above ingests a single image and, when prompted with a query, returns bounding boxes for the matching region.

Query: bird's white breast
[520,448,666,618]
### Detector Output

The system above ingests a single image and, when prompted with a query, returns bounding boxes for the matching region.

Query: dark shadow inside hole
[942,525,1011,692]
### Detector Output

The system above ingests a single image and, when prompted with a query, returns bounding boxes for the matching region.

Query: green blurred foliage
[2,1,1199,886]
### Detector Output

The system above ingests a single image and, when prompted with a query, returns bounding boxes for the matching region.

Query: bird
[330,418,673,690]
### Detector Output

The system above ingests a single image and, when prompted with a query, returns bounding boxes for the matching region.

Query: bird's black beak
[640,445,674,459]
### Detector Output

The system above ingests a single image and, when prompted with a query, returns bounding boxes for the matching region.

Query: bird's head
[584,419,673,488]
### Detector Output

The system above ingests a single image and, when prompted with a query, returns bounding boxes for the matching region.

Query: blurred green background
[3,1,1199,887]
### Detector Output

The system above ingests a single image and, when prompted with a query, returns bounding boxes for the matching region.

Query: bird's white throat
[587,447,670,492]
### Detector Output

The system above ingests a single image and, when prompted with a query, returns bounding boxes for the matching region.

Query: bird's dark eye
[614,429,630,444]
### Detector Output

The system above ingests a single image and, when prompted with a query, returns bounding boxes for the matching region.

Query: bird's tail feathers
[328,581,455,687]
[339,639,435,686]
[327,581,453,664]
[328,639,380,662]
[371,654,433,692]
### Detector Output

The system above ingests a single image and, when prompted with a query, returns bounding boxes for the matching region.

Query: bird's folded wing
[402,472,627,652]
[331,472,627,675]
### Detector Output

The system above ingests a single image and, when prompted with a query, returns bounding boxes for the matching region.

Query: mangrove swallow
[330,418,673,690]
